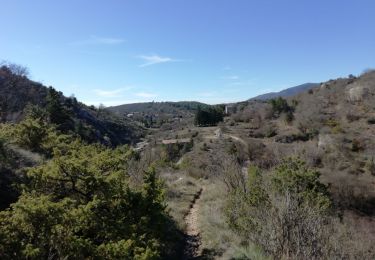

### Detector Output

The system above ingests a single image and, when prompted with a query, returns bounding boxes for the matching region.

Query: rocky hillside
[0,65,144,145]
[229,70,375,215]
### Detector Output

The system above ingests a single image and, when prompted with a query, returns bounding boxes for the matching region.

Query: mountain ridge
[250,83,319,100]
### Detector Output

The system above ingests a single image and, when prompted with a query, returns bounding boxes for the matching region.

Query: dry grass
[161,169,201,230]
[198,180,269,259]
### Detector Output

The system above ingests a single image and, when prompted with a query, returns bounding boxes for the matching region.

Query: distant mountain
[250,83,319,100]
[0,65,144,145]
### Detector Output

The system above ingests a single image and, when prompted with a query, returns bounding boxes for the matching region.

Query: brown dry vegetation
[2,64,375,259]
[138,71,375,259]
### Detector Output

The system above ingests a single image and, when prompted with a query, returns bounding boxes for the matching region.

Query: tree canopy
[194,106,224,126]
[0,120,175,259]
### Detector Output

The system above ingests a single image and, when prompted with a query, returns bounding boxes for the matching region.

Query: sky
[1,0,375,106]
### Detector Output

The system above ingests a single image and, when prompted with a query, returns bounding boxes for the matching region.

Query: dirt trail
[203,128,248,147]
[183,188,203,259]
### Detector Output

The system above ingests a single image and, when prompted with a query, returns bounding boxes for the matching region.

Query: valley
[2,1,375,259]
[1,65,375,259]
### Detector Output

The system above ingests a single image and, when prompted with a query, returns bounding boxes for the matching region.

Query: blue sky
[1,0,375,105]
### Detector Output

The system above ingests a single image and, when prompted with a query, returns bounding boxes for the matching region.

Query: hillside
[107,101,210,128]
[0,65,144,145]
[251,82,319,100]
[229,70,375,214]
[1,64,375,259]
[144,70,375,258]
[108,101,208,114]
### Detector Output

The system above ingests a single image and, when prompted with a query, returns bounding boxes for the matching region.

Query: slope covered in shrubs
[0,115,179,259]
[0,65,144,146]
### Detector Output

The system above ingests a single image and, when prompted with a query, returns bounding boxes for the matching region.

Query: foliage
[0,138,22,210]
[14,118,48,152]
[0,130,174,259]
[271,158,331,210]
[161,140,193,162]
[269,97,295,119]
[226,166,268,235]
[0,66,143,146]
[46,87,71,126]
[0,114,74,156]
[225,158,336,259]
[194,106,224,126]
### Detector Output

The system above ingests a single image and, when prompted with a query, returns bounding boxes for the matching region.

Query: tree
[269,97,295,119]
[46,87,70,125]
[97,103,106,117]
[0,61,29,77]
[194,106,224,126]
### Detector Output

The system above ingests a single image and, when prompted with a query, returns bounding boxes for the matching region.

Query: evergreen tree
[194,106,224,126]
[46,87,70,125]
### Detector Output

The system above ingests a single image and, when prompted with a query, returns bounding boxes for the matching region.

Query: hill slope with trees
[0,65,144,146]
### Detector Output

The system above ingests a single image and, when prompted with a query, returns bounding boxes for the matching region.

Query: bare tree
[1,61,29,77]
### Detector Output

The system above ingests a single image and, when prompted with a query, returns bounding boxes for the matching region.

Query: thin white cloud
[135,92,158,98]
[230,81,253,86]
[70,36,125,46]
[93,87,133,98]
[138,54,179,67]
[221,75,239,80]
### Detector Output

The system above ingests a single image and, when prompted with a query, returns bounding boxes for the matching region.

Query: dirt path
[224,133,247,146]
[183,188,203,259]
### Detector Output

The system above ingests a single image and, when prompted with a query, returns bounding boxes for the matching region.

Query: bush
[14,118,48,151]
[225,158,336,259]
[0,135,177,259]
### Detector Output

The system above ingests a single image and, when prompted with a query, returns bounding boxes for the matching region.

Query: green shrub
[225,158,333,259]
[271,158,331,210]
[14,118,48,151]
[269,97,295,119]
[0,137,175,259]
